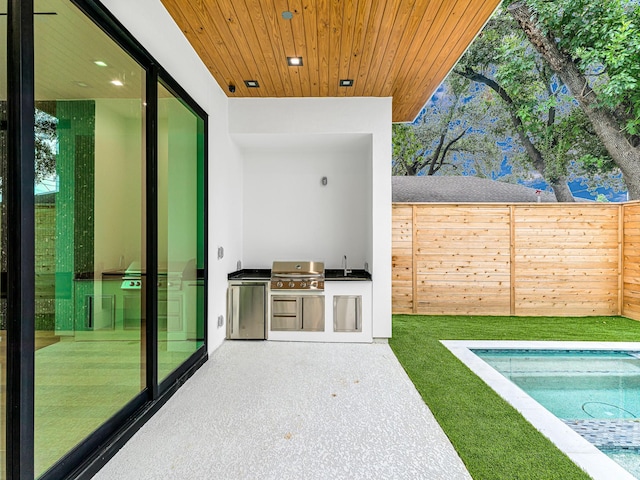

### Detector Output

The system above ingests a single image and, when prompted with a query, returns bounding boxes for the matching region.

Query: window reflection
[157,82,205,382]
[33,1,145,475]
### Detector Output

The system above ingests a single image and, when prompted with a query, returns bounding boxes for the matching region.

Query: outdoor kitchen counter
[325,269,371,281]
[227,269,371,281]
[228,268,373,343]
[227,269,271,281]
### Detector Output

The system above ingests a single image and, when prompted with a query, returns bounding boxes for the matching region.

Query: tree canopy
[392,76,520,180]
[510,0,640,136]
[392,0,638,202]
[505,0,640,198]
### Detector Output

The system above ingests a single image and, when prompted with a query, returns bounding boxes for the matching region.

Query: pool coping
[441,340,640,480]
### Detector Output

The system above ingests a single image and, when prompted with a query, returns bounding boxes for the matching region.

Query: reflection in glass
[33,1,145,475]
[157,83,205,382]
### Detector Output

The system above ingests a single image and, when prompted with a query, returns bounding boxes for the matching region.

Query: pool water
[605,449,640,479]
[474,349,640,478]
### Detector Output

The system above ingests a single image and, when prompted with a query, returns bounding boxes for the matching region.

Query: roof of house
[392,176,558,203]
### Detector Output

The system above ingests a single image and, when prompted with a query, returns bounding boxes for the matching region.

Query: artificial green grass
[389,315,640,480]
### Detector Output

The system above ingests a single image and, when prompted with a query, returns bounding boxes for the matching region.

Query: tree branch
[455,67,548,175]
[431,128,469,175]
[426,133,447,175]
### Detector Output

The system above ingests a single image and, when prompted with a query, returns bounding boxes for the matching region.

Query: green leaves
[523,0,640,135]
[392,78,512,178]
[34,108,57,183]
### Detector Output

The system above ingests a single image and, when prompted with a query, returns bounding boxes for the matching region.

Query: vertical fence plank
[622,202,640,320]
[510,205,516,316]
[391,204,414,313]
[619,204,624,316]
[412,205,418,314]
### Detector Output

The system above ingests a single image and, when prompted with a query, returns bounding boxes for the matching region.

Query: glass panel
[157,82,204,382]
[34,1,145,475]
[0,1,6,477]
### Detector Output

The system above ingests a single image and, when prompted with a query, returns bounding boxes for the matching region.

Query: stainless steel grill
[270,261,325,291]
[121,261,143,290]
[119,261,185,291]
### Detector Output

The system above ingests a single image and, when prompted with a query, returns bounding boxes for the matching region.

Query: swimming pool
[442,341,640,480]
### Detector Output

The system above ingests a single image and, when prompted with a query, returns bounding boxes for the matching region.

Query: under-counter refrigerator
[227,282,266,339]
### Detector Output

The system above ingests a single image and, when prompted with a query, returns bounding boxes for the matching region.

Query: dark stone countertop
[325,269,372,281]
[227,269,271,281]
[227,269,371,281]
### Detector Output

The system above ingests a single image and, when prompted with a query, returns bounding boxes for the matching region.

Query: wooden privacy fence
[392,202,640,319]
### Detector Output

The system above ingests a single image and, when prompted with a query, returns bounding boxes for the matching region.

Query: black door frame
[6,0,36,478]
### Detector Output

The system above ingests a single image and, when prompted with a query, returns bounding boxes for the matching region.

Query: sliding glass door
[0,0,207,474]
[33,0,146,474]
[1,1,208,477]
[157,82,205,383]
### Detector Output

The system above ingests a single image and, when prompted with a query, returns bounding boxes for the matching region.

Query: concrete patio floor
[93,341,471,479]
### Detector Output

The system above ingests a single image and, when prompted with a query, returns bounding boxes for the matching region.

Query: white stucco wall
[94,99,143,275]
[240,137,371,270]
[100,0,244,352]
[230,98,392,338]
[98,3,392,343]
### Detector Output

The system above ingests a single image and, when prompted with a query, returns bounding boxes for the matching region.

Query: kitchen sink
[324,270,371,281]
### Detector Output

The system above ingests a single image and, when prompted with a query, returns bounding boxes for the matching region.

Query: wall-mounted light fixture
[244,80,259,88]
[339,79,354,87]
[287,56,303,66]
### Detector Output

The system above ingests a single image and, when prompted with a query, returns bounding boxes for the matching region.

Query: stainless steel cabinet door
[333,295,362,332]
[227,284,266,339]
[301,295,325,331]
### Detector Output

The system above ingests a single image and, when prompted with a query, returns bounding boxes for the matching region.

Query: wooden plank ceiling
[160,0,500,122]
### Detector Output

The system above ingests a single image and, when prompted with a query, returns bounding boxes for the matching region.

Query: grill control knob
[276,281,283,288]
[310,281,317,288]
[136,281,141,286]
[300,281,307,288]
[130,281,134,287]
[288,281,295,288]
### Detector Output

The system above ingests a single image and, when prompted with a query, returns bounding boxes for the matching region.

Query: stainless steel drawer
[271,296,301,331]
[271,294,325,332]
[271,296,299,315]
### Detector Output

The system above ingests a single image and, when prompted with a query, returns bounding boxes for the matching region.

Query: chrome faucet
[343,255,352,276]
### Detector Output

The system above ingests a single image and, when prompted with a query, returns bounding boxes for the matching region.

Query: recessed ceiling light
[339,79,354,87]
[282,11,293,20]
[110,79,124,87]
[244,80,259,88]
[287,57,303,66]
[94,60,108,67]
